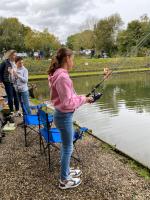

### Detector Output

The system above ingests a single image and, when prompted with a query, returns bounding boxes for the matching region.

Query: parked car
[17,52,28,58]
[34,52,39,57]
[80,49,91,56]
[85,49,91,55]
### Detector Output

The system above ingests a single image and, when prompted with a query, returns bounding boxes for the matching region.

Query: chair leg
[39,134,42,152]
[40,137,47,157]
[24,125,27,147]
[48,143,52,171]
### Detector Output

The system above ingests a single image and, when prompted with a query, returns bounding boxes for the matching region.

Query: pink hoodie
[48,68,86,113]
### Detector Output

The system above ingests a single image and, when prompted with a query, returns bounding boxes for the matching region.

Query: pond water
[31,72,150,168]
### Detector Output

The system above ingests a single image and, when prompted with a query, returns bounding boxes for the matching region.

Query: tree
[67,30,95,50]
[94,14,123,55]
[67,35,76,50]
[24,28,60,53]
[0,17,26,51]
[79,17,98,31]
[0,17,60,53]
[117,16,150,56]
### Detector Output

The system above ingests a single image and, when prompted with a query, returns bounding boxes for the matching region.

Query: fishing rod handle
[86,88,96,97]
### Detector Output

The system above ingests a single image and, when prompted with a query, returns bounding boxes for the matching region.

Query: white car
[80,49,91,55]
[85,49,91,55]
[17,52,28,57]
[34,52,39,57]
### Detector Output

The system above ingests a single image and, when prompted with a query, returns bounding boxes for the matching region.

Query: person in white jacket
[14,56,31,114]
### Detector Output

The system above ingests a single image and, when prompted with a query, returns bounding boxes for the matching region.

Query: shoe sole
[59,180,82,190]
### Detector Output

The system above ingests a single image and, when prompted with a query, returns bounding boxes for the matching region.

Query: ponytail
[48,48,73,75]
[47,56,60,75]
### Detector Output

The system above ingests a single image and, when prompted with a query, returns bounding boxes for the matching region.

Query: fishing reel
[91,91,103,102]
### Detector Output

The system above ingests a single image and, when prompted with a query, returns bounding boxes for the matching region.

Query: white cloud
[0,0,149,42]
[0,0,29,12]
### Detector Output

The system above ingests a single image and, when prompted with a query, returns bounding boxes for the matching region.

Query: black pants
[4,82,19,112]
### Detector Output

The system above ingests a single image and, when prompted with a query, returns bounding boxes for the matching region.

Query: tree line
[67,14,150,57]
[0,17,61,56]
[0,15,150,57]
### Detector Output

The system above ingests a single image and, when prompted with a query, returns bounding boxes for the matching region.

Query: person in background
[48,48,93,190]
[0,50,20,116]
[14,56,31,114]
[91,48,95,58]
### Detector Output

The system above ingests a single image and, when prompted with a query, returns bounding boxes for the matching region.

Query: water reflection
[33,72,150,115]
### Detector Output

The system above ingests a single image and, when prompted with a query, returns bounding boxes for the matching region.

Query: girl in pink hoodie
[48,48,93,189]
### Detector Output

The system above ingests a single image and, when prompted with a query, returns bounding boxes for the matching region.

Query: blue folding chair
[22,103,53,147]
[38,109,88,171]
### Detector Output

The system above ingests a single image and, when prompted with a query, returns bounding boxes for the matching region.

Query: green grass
[129,160,150,180]
[29,67,150,80]
[29,75,48,80]
[25,56,150,76]
[30,98,41,105]
[29,71,102,80]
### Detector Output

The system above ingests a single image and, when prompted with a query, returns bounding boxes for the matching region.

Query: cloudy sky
[0,0,150,42]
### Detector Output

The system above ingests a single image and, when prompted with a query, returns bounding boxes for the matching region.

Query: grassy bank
[29,71,102,80]
[29,67,150,80]
[25,56,150,76]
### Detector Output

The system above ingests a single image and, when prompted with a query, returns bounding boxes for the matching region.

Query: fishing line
[86,32,150,102]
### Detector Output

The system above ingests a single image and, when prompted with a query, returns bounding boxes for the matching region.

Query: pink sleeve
[56,77,86,110]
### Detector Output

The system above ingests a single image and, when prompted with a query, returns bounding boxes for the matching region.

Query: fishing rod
[86,69,113,102]
[86,69,112,97]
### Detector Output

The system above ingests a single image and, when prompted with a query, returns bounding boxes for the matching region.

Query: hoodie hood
[48,68,68,87]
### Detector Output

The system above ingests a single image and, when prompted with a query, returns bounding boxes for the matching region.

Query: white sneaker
[59,177,81,190]
[69,168,82,177]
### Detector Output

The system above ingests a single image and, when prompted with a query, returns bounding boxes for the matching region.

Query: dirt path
[0,121,150,200]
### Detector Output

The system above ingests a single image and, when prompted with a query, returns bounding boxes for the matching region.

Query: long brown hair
[48,48,73,75]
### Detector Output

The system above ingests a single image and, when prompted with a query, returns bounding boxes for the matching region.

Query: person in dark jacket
[0,50,19,115]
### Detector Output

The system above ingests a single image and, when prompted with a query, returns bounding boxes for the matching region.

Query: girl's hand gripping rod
[86,68,112,102]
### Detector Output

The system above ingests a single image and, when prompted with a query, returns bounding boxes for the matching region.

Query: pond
[31,72,150,169]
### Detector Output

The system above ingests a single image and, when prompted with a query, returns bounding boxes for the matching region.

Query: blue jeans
[54,109,74,181]
[18,91,31,114]
[4,82,19,112]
